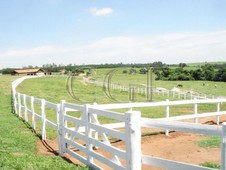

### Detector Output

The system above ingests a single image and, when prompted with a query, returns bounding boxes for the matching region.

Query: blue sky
[0,0,226,68]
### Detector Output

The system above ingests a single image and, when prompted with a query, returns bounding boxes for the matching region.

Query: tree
[1,68,16,74]
[215,68,226,82]
[122,70,128,74]
[152,61,164,67]
[161,66,170,78]
[154,71,162,80]
[179,63,187,68]
[201,64,215,81]
[139,68,148,74]
[191,69,204,80]
[129,68,136,74]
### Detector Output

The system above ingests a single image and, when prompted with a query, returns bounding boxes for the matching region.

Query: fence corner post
[58,100,66,157]
[125,110,141,170]
[221,122,226,170]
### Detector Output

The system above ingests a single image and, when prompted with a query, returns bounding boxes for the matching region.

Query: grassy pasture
[186,61,226,67]
[0,75,89,170]
[16,74,226,119]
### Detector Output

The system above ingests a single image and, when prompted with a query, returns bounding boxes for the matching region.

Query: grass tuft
[200,162,220,169]
[197,136,221,149]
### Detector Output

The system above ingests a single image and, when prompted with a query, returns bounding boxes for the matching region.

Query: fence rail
[12,76,226,170]
[89,80,225,100]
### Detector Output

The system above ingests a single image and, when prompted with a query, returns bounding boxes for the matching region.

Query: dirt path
[37,116,224,169]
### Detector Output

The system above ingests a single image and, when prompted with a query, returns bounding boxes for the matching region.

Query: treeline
[0,62,165,74]
[1,62,226,82]
[152,64,226,82]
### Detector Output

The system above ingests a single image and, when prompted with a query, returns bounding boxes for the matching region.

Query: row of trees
[1,62,225,82]
[0,62,165,74]
[120,63,226,82]
[153,64,226,82]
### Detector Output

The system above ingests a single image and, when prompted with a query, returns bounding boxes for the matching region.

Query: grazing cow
[177,84,183,88]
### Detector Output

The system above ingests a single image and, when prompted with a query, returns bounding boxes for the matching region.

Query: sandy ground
[37,115,225,170]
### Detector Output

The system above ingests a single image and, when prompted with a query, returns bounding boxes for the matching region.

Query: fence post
[128,101,133,112]
[31,96,35,129]
[59,100,66,157]
[84,104,94,165]
[56,104,61,154]
[12,90,18,114]
[221,122,226,170]
[91,102,99,150]
[194,98,198,124]
[23,94,28,122]
[217,99,220,125]
[165,99,170,136]
[125,111,141,170]
[41,99,46,140]
[18,93,22,117]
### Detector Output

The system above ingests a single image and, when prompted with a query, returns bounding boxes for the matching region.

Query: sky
[0,0,226,69]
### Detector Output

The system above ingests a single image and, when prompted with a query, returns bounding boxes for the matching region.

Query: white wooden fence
[12,76,226,170]
[89,80,223,100]
[13,92,142,169]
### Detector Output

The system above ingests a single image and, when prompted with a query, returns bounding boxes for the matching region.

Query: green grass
[197,136,221,149]
[154,80,226,97]
[16,75,226,119]
[200,162,220,169]
[186,61,226,67]
[0,153,86,170]
[0,75,89,170]
[17,76,226,103]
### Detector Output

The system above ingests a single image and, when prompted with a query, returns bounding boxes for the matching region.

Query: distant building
[12,68,45,76]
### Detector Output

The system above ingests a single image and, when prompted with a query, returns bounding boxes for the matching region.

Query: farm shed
[12,68,46,76]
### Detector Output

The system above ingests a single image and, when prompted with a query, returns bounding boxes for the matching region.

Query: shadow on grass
[12,112,79,165]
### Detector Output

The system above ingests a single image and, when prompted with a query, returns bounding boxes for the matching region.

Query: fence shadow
[18,118,79,165]
[11,91,15,114]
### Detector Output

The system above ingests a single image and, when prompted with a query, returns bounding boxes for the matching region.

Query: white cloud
[0,30,226,68]
[90,7,114,16]
[75,30,226,64]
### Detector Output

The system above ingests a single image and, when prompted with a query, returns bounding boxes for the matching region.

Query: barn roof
[14,68,44,74]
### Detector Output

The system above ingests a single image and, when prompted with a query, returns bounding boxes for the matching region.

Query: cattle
[177,84,183,88]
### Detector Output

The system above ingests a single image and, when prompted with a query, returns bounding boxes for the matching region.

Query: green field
[16,73,226,103]
[0,75,89,170]
[16,74,226,119]
[186,61,226,67]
